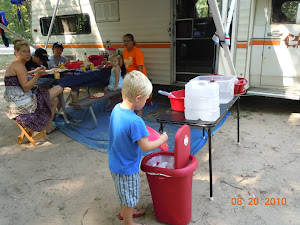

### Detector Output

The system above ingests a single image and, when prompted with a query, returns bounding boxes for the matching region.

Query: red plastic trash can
[141,151,198,225]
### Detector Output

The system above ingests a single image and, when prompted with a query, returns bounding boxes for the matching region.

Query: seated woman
[3,40,63,134]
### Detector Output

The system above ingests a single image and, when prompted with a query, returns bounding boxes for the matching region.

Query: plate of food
[88,92,105,98]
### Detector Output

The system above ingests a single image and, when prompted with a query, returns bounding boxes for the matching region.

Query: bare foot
[46,126,59,134]
[118,208,145,220]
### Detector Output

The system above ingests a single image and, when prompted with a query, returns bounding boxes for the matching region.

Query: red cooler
[141,125,198,225]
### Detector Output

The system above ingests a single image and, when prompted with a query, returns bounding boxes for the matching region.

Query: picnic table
[36,68,120,129]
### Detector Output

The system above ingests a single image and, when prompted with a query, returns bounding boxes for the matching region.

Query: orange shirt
[122,46,147,76]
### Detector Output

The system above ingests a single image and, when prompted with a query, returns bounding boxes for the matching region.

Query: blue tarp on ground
[54,100,230,156]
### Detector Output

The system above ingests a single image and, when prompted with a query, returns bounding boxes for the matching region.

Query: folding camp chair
[15,120,48,147]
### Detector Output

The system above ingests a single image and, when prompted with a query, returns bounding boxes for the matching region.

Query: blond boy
[109,70,168,225]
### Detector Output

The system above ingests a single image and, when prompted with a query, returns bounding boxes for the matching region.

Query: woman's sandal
[118,208,145,220]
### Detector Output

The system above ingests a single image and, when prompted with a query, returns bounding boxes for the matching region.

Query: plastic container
[168,89,185,112]
[184,80,219,111]
[65,61,83,69]
[185,96,219,111]
[184,80,220,121]
[185,80,219,98]
[184,108,220,121]
[141,125,198,225]
[234,77,248,95]
[191,75,236,104]
[88,55,104,66]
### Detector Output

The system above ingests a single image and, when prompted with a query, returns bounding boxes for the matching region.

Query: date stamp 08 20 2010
[231,197,287,206]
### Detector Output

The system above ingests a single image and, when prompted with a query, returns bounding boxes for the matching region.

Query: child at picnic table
[104,53,123,110]
[109,70,168,225]
[48,42,70,68]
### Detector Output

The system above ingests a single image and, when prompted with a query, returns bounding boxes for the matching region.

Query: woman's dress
[4,76,52,131]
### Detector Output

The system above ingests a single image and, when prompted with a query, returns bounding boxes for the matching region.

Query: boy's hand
[160,132,168,143]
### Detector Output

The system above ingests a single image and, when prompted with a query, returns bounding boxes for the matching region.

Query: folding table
[156,96,240,200]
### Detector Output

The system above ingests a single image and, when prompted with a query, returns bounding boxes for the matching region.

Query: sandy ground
[0,59,299,225]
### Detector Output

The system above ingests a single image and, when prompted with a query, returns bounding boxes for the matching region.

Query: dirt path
[0,60,299,225]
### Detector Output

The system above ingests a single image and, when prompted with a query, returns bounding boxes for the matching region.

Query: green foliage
[0,0,32,45]
[195,0,221,18]
[281,1,300,22]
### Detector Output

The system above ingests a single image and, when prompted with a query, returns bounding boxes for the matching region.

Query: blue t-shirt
[109,103,149,175]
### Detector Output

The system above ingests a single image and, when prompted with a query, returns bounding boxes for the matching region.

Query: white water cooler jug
[184,80,220,121]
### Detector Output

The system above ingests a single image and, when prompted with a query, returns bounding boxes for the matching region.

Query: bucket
[234,77,248,95]
[169,90,185,112]
[65,61,82,69]
[88,55,104,66]
[141,150,198,225]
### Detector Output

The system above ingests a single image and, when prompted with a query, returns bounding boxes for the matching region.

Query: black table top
[156,96,239,128]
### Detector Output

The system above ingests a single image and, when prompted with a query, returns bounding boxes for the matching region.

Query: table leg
[208,127,213,200]
[237,96,240,144]
[60,93,70,124]
[159,123,164,133]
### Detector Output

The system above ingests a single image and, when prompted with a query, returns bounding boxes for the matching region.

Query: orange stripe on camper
[236,40,282,48]
[251,40,281,46]
[236,43,248,48]
[36,43,171,49]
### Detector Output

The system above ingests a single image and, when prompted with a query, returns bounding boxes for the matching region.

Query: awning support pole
[44,0,60,49]
[208,0,237,76]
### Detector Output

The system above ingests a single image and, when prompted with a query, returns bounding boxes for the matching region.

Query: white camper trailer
[31,0,300,100]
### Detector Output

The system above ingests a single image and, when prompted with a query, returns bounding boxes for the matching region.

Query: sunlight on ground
[288,113,300,125]
[235,173,263,185]
[45,179,84,194]
[199,148,214,163]
[193,172,219,184]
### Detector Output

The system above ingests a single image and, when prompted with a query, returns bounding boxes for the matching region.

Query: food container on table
[190,75,236,104]
[54,71,60,79]
[65,61,83,69]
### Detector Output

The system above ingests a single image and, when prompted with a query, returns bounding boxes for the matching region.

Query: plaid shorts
[111,171,140,207]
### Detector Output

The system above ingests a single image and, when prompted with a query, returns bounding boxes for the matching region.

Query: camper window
[40,14,91,36]
[95,1,119,22]
[272,0,300,23]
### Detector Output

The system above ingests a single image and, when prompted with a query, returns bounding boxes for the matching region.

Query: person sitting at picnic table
[48,42,70,68]
[3,40,63,134]
[48,42,80,104]
[25,48,49,75]
[122,33,147,117]
[104,53,123,111]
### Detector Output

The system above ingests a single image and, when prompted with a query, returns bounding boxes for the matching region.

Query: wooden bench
[69,89,121,110]
[62,89,122,129]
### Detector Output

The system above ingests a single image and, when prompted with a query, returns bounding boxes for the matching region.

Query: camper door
[251,0,300,89]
